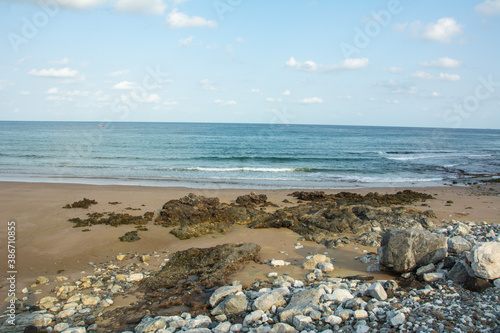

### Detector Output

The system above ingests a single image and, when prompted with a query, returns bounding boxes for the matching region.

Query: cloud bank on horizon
[0,0,499,129]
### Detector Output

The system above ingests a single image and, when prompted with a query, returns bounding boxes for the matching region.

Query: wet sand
[0,181,499,305]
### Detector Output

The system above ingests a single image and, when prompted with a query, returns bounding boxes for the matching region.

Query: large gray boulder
[279,287,325,324]
[468,242,500,280]
[378,229,448,273]
[447,236,472,255]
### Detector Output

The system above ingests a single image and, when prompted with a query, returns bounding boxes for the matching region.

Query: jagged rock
[15,313,44,326]
[378,229,448,273]
[270,259,289,267]
[127,273,144,282]
[303,254,330,270]
[269,323,297,333]
[468,242,500,280]
[448,236,472,255]
[451,223,470,236]
[280,287,325,324]
[292,315,312,330]
[236,192,269,207]
[145,243,260,291]
[416,263,435,276]
[209,285,243,307]
[423,272,445,282]
[156,193,268,239]
[243,309,264,326]
[213,322,232,333]
[322,288,353,302]
[211,294,248,315]
[325,315,342,325]
[366,281,387,301]
[448,260,474,284]
[117,254,127,261]
[253,291,285,312]
[186,315,211,329]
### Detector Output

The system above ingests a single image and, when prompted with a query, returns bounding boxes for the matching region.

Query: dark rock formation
[63,198,97,209]
[155,193,269,239]
[236,192,272,207]
[100,243,261,332]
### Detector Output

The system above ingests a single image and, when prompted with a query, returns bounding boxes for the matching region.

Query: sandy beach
[1,181,499,309]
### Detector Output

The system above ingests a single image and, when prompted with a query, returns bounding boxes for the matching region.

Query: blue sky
[0,0,499,128]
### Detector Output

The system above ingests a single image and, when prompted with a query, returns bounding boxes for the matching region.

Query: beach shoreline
[0,181,499,311]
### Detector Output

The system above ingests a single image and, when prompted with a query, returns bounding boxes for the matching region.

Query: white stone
[317,262,334,272]
[57,309,76,319]
[61,328,86,333]
[253,291,285,312]
[323,288,353,302]
[468,242,500,280]
[292,315,312,330]
[16,313,44,326]
[81,294,100,306]
[390,313,406,326]
[213,322,231,333]
[416,263,435,276]
[230,323,243,332]
[187,315,211,329]
[303,254,330,270]
[293,280,304,288]
[325,315,342,325]
[127,273,144,282]
[267,272,278,278]
[54,323,70,332]
[209,285,242,307]
[423,272,445,282]
[135,316,167,333]
[116,254,127,261]
[366,281,387,301]
[243,309,264,326]
[354,310,368,319]
[270,259,289,267]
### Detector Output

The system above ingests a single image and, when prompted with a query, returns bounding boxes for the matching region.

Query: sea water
[0,121,499,189]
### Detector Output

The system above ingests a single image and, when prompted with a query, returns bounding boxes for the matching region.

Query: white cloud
[397,17,463,43]
[115,0,167,15]
[282,90,291,96]
[475,0,500,15]
[420,57,462,68]
[285,57,368,72]
[163,100,179,106]
[385,100,400,104]
[250,88,260,93]
[113,81,138,90]
[285,57,319,72]
[299,97,324,104]
[109,70,130,76]
[431,91,441,97]
[29,67,79,78]
[383,67,404,74]
[214,99,237,106]
[179,36,194,46]
[412,71,460,81]
[200,79,216,91]
[377,79,399,87]
[166,9,217,28]
[20,90,30,95]
[337,95,353,99]
[236,37,243,43]
[0,79,13,90]
[57,0,107,9]
[46,87,90,96]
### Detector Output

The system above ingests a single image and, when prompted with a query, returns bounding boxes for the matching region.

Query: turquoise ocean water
[0,121,499,189]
